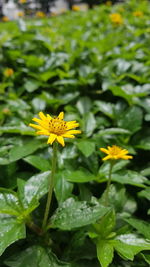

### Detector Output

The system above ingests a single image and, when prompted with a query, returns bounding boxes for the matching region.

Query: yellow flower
[36,11,45,18]
[19,0,26,3]
[29,111,81,147]
[100,145,133,161]
[133,11,143,17]
[106,1,112,6]
[17,11,24,17]
[4,68,14,77]
[72,5,80,11]
[110,13,123,25]
[2,16,9,22]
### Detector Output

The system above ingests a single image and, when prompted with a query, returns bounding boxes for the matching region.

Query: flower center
[48,117,67,135]
[110,146,121,156]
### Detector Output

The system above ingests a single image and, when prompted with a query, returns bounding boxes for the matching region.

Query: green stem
[104,161,114,207]
[27,220,43,236]
[42,142,57,231]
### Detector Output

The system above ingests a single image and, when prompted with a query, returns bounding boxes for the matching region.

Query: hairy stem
[42,142,57,231]
[104,161,114,206]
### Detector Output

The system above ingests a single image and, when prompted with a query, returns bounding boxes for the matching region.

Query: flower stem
[42,142,57,231]
[27,220,43,236]
[104,161,114,207]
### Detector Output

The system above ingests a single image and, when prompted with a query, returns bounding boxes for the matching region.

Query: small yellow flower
[72,5,80,11]
[4,68,14,77]
[29,111,81,147]
[2,16,9,22]
[133,11,143,17]
[100,145,133,161]
[19,0,26,4]
[17,11,24,17]
[110,13,123,25]
[106,1,112,6]
[36,11,45,18]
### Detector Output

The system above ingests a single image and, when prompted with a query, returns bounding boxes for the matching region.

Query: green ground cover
[0,0,150,266]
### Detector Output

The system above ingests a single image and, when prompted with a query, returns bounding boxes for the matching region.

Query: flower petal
[39,112,47,120]
[67,123,79,130]
[36,130,49,135]
[29,123,43,130]
[100,148,109,154]
[47,134,57,145]
[62,134,75,138]
[58,112,64,120]
[103,155,111,161]
[57,136,65,146]
[66,130,81,135]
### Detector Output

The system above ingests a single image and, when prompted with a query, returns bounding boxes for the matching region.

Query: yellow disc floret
[100,145,133,161]
[109,13,123,25]
[29,111,81,147]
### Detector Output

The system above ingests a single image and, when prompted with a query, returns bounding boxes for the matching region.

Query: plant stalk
[104,161,114,207]
[42,142,57,230]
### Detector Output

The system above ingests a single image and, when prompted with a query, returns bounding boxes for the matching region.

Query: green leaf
[111,170,147,188]
[76,97,92,115]
[77,140,95,157]
[5,246,70,267]
[113,234,150,260]
[24,80,40,93]
[50,198,110,230]
[9,140,44,162]
[17,171,50,209]
[96,240,114,267]
[97,128,130,136]
[141,253,150,264]
[136,137,150,150]
[55,172,73,203]
[124,218,150,239]
[117,106,143,134]
[0,215,26,256]
[0,190,21,216]
[66,169,96,183]
[138,187,150,201]
[93,210,115,238]
[83,112,96,137]
[23,155,50,171]
[94,100,115,119]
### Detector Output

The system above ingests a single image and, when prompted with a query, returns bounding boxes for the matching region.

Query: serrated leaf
[66,169,96,183]
[96,240,114,267]
[23,155,50,171]
[0,215,26,256]
[50,198,110,230]
[5,246,70,267]
[111,170,147,188]
[113,234,150,260]
[93,210,115,238]
[124,218,150,240]
[17,171,50,209]
[0,190,21,216]
[9,140,44,162]
[77,140,95,157]
[55,172,73,203]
